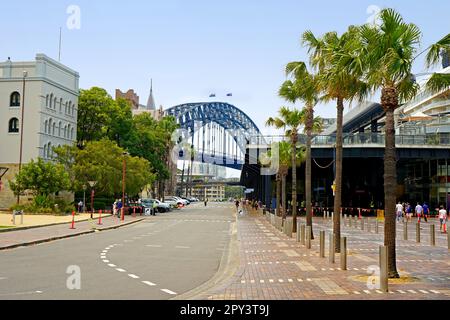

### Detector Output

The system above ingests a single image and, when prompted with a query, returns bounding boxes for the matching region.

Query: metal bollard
[320,231,325,258]
[287,220,293,238]
[375,220,379,234]
[354,216,358,228]
[306,226,312,249]
[379,246,389,293]
[404,222,408,241]
[323,211,326,220]
[301,224,306,246]
[340,237,347,271]
[296,222,301,242]
[448,231,450,251]
[329,233,335,263]
[416,223,421,243]
[430,224,435,246]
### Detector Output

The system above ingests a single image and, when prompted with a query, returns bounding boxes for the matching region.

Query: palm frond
[425,33,450,68]
[425,73,450,94]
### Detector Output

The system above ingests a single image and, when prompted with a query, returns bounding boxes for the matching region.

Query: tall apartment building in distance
[0,54,79,209]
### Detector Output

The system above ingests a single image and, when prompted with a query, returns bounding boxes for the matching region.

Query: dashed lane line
[161,289,177,295]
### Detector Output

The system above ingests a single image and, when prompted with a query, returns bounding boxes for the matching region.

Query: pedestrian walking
[113,200,118,217]
[396,202,403,223]
[422,202,429,222]
[204,198,208,207]
[117,199,123,218]
[406,203,412,222]
[235,199,240,213]
[438,206,448,233]
[415,202,423,223]
[78,200,84,213]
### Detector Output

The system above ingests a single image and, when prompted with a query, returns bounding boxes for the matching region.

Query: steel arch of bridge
[165,102,264,169]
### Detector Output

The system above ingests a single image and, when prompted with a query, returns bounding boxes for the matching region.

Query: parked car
[165,196,188,207]
[142,199,171,213]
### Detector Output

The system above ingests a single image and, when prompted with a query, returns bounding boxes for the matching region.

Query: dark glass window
[10,92,20,107]
[8,118,19,133]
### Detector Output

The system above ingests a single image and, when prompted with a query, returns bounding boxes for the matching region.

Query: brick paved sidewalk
[0,215,144,250]
[206,211,450,300]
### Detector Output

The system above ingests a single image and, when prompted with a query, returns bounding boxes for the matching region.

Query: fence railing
[248,133,450,147]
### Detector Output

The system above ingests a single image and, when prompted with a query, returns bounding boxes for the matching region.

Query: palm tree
[267,107,307,232]
[346,8,421,278]
[303,26,369,253]
[263,140,306,224]
[279,63,320,239]
[424,33,450,93]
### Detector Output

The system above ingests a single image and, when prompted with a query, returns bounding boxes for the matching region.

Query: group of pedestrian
[396,201,448,233]
[113,199,123,218]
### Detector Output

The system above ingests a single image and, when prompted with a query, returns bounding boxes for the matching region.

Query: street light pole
[88,181,97,219]
[121,152,129,222]
[17,71,28,205]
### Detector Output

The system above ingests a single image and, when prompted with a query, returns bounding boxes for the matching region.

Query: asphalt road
[0,202,235,300]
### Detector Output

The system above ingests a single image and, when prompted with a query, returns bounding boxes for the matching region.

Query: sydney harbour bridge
[165,101,450,210]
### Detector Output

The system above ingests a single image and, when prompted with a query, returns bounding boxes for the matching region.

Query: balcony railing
[248,133,450,147]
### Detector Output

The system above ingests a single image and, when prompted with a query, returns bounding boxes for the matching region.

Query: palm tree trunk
[305,105,314,240]
[292,133,298,233]
[282,171,287,220]
[382,87,400,279]
[334,98,344,253]
[276,174,281,217]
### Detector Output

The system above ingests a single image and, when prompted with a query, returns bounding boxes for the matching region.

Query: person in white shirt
[415,203,423,223]
[396,202,404,223]
[438,206,448,233]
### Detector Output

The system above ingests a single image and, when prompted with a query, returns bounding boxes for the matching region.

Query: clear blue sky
[2,0,449,135]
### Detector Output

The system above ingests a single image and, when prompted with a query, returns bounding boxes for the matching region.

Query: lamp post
[82,184,87,213]
[121,152,129,222]
[88,181,98,219]
[17,71,28,205]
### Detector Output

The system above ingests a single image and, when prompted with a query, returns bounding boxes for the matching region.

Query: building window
[53,122,56,135]
[54,97,57,110]
[8,118,19,133]
[43,144,47,158]
[58,122,62,136]
[46,95,49,107]
[10,92,20,107]
[71,128,74,140]
[49,94,53,108]
[59,98,63,113]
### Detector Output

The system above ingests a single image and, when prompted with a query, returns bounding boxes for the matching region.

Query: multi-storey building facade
[0,54,79,209]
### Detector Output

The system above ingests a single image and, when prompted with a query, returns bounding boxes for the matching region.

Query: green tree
[302,26,369,253]
[279,62,321,239]
[267,108,307,231]
[9,158,70,198]
[54,140,154,198]
[347,8,421,278]
[77,87,117,148]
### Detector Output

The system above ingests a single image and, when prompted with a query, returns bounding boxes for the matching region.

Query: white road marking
[419,290,429,294]
[430,290,441,294]
[108,264,116,267]
[128,274,140,279]
[146,245,163,248]
[353,291,361,295]
[407,290,417,294]
[116,268,127,273]
[363,290,371,294]
[397,290,406,294]
[143,281,156,286]
[161,289,177,295]
[175,246,190,249]
[103,260,110,263]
